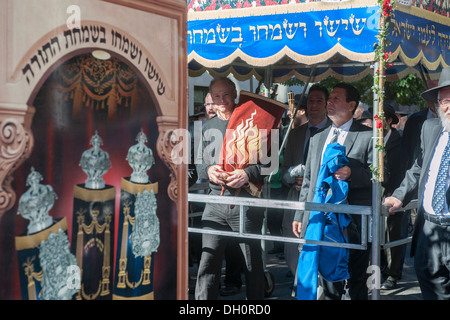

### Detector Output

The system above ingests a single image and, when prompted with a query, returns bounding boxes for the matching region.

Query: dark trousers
[267,186,287,252]
[414,219,450,300]
[195,192,265,300]
[382,211,409,281]
[320,214,370,300]
[223,239,243,289]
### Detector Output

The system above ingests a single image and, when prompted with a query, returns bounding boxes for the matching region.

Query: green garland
[373,0,396,101]
[370,0,396,182]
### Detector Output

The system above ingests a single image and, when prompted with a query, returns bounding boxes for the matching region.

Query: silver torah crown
[18,167,57,234]
[126,129,155,184]
[79,130,111,189]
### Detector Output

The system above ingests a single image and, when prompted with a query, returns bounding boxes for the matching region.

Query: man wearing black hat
[384,67,450,299]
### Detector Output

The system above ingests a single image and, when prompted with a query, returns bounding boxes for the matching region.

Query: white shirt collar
[331,118,353,132]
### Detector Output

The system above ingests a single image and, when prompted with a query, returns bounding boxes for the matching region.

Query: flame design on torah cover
[219,91,286,197]
[224,110,266,170]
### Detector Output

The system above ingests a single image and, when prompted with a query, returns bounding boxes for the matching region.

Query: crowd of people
[188,67,450,300]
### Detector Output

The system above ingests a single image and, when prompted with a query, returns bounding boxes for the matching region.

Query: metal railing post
[239,204,245,235]
[371,182,382,300]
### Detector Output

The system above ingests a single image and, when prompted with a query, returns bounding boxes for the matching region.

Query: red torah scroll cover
[219,91,286,197]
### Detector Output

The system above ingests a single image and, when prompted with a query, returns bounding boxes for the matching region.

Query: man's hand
[225,169,249,189]
[333,166,351,181]
[292,221,302,238]
[207,165,227,185]
[294,176,303,191]
[383,196,403,215]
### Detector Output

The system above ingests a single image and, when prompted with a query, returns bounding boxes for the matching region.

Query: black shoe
[220,286,241,296]
[381,279,397,290]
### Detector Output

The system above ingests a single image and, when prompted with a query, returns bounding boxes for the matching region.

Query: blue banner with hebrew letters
[188,5,380,66]
[388,9,450,70]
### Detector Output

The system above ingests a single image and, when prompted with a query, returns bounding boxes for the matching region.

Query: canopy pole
[371,8,389,299]
[263,66,273,97]
[371,60,382,300]
[418,63,430,90]
[278,65,317,155]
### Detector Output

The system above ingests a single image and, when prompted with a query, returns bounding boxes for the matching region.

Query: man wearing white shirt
[320,120,352,162]
[422,131,450,215]
[293,83,374,300]
[384,67,450,299]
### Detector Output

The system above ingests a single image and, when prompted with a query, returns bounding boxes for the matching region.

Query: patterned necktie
[432,136,450,215]
[304,127,318,162]
[330,128,339,144]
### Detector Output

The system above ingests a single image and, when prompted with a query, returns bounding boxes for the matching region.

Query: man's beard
[438,107,450,132]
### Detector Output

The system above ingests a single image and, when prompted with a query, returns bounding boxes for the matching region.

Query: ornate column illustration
[71,131,115,300]
[0,104,35,218]
[156,116,181,202]
[156,115,189,299]
[113,130,159,300]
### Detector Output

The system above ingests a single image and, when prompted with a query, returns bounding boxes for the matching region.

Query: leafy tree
[385,73,427,109]
[280,73,427,110]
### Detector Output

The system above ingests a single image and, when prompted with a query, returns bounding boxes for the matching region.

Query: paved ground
[188,241,422,301]
[378,244,422,300]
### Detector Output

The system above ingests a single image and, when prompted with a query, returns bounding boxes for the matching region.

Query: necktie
[432,137,450,215]
[304,127,318,162]
[330,128,339,144]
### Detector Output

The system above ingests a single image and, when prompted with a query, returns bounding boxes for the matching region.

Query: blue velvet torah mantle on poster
[15,218,68,300]
[297,143,351,300]
[71,184,116,300]
[113,177,158,300]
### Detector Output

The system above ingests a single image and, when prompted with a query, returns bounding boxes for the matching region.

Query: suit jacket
[383,128,406,196]
[392,118,443,256]
[402,108,429,171]
[294,120,373,238]
[281,123,308,186]
[281,118,332,186]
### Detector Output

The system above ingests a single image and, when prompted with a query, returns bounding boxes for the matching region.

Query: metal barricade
[188,193,371,250]
[380,200,418,249]
[188,190,419,300]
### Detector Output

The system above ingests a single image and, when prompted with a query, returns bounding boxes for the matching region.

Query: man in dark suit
[380,103,407,290]
[384,67,450,300]
[293,83,373,300]
[281,84,331,277]
[401,100,437,171]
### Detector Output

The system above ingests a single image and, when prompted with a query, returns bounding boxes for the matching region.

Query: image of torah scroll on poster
[0,0,187,300]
